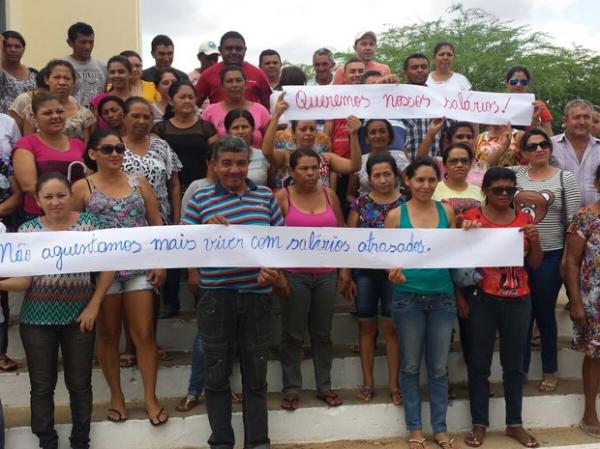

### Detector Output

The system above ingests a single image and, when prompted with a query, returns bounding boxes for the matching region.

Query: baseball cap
[197,40,219,56]
[354,31,377,43]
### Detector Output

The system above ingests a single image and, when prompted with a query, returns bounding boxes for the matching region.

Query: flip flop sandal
[465,426,486,447]
[106,408,128,423]
[119,353,136,368]
[147,407,169,427]
[506,428,539,448]
[538,377,557,392]
[0,355,17,372]
[280,393,300,411]
[316,390,343,407]
[231,391,243,403]
[356,386,374,402]
[436,437,458,449]
[579,421,600,439]
[408,438,427,449]
[176,394,200,412]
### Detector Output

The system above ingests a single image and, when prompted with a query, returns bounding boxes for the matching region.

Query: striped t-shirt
[510,166,582,251]
[183,179,283,293]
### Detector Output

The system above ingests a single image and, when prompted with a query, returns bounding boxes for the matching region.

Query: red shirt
[195,61,272,110]
[330,119,350,158]
[461,208,532,298]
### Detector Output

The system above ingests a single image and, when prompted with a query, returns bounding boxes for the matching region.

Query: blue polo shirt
[183,179,283,293]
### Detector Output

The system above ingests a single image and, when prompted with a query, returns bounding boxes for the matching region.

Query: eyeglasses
[447,157,470,166]
[509,79,529,86]
[96,143,126,155]
[522,141,551,152]
[487,186,517,196]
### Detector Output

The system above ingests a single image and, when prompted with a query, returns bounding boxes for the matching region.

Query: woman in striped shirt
[501,128,581,392]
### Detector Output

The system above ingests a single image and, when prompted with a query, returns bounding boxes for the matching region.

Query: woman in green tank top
[384,158,460,449]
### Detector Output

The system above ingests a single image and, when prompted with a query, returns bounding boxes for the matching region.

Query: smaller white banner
[276,84,534,125]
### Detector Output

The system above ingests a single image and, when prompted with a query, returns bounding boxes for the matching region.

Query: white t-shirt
[64,56,107,108]
[426,72,472,91]
[0,113,21,156]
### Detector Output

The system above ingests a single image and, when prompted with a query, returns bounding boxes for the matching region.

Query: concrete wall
[5,0,141,70]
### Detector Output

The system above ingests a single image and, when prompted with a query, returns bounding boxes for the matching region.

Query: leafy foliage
[333,3,600,131]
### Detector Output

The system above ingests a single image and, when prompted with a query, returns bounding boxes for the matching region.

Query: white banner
[276,84,535,125]
[0,225,523,276]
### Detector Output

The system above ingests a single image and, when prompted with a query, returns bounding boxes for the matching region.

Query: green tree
[335,3,600,130]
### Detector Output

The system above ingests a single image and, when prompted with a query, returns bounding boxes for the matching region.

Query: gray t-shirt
[64,56,107,108]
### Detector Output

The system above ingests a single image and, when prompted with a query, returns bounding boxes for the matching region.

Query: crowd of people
[0,21,599,449]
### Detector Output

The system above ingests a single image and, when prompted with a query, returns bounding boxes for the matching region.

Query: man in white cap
[188,40,220,85]
[333,30,390,84]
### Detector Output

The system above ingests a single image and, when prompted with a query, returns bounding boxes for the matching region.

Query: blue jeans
[188,317,205,397]
[197,289,271,449]
[523,249,563,374]
[392,291,456,434]
[466,291,531,427]
[355,269,393,320]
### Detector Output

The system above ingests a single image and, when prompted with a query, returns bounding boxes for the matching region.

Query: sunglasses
[447,157,470,166]
[487,186,517,196]
[522,141,551,152]
[509,79,529,86]
[96,143,126,155]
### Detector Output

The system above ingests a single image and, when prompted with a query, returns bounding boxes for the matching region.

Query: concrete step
[4,381,596,449]
[5,301,576,359]
[0,338,583,408]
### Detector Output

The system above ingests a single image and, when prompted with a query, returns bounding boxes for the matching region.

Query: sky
[140,0,600,73]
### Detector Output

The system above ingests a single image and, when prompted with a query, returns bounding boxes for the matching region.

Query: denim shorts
[107,274,154,295]
[355,269,393,320]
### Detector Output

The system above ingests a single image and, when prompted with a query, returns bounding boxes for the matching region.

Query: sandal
[119,353,136,368]
[447,386,457,400]
[465,426,486,447]
[390,389,402,406]
[579,420,600,438]
[147,407,169,427]
[0,354,17,371]
[505,427,539,448]
[175,394,200,412]
[408,438,428,449]
[106,408,127,423]
[435,437,458,449]
[316,390,343,407]
[538,375,557,393]
[231,391,243,404]
[157,348,173,362]
[356,386,374,402]
[280,392,300,411]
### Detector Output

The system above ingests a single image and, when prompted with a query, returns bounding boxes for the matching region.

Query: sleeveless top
[284,187,337,274]
[395,201,454,294]
[85,174,149,281]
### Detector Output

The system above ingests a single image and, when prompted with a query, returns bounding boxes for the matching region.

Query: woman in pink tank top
[274,148,345,410]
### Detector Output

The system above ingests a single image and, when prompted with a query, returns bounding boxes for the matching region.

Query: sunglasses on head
[522,141,551,152]
[488,186,517,196]
[509,79,529,86]
[96,143,126,155]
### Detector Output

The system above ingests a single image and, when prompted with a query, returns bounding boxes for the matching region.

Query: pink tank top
[284,187,337,274]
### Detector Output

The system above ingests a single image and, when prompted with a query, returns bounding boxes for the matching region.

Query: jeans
[188,320,205,397]
[523,249,563,374]
[355,269,393,320]
[280,271,337,393]
[162,268,181,312]
[392,291,456,434]
[20,323,95,449]
[197,289,271,449]
[466,291,531,427]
